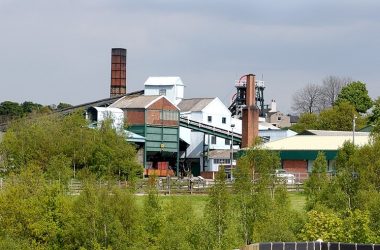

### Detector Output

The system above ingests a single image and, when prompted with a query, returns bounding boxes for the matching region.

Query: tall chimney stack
[110,48,127,97]
[241,74,259,148]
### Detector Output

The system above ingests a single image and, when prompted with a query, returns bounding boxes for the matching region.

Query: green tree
[369,97,380,124]
[158,198,197,250]
[57,102,73,110]
[21,101,43,113]
[290,113,319,133]
[318,101,365,131]
[335,142,360,210]
[342,210,374,243]
[204,166,240,250]
[304,151,329,210]
[142,176,163,248]
[0,112,141,180]
[300,209,343,242]
[0,164,69,249]
[0,101,23,117]
[336,81,373,113]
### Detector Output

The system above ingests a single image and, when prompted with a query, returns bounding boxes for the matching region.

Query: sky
[1,0,380,114]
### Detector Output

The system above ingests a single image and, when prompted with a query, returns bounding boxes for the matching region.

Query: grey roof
[299,130,370,136]
[208,149,236,159]
[110,95,161,109]
[57,90,144,115]
[178,98,214,112]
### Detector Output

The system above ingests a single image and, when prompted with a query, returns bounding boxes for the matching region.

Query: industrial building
[263,131,370,182]
[62,48,296,178]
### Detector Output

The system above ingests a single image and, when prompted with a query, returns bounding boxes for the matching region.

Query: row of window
[213,159,231,164]
[207,116,227,124]
[209,135,231,145]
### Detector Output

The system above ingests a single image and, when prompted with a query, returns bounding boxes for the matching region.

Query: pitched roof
[110,95,160,109]
[110,95,179,110]
[299,130,370,136]
[208,149,236,159]
[178,98,214,112]
[144,76,184,86]
[263,135,369,151]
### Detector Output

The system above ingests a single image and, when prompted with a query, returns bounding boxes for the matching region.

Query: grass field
[136,192,306,216]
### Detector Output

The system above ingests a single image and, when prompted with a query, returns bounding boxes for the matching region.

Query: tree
[301,210,343,242]
[290,113,319,133]
[0,101,23,117]
[321,75,351,107]
[369,97,380,124]
[0,111,142,180]
[336,81,373,113]
[21,101,43,113]
[304,152,329,210]
[57,102,72,110]
[204,166,240,250]
[318,101,365,131]
[292,83,324,114]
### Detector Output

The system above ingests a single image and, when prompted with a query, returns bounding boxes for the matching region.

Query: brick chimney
[110,48,127,97]
[241,74,259,148]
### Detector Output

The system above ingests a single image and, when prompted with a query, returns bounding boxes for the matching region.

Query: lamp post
[230,123,235,181]
[353,115,357,145]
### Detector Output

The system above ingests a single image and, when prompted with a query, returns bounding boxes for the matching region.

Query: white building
[144,76,185,105]
[178,97,237,175]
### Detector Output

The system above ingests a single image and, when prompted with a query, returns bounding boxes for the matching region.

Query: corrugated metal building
[110,95,180,173]
[263,131,370,175]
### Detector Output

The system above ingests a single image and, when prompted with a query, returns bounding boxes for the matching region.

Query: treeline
[0,112,141,181]
[302,139,380,243]
[0,101,72,124]
[1,110,380,249]
[290,80,380,133]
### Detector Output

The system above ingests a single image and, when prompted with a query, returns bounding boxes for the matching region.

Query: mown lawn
[288,192,306,212]
[135,192,306,216]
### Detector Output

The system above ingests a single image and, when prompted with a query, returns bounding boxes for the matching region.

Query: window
[211,136,216,144]
[159,89,166,96]
[213,159,231,164]
[277,116,282,121]
[160,110,179,121]
[207,116,212,122]
[225,139,230,145]
[222,117,226,124]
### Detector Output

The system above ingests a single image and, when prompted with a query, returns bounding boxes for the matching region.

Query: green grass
[288,192,306,212]
[135,192,307,216]
[135,194,209,218]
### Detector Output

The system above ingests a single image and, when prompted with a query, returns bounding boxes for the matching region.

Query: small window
[222,117,226,124]
[207,116,212,122]
[211,136,216,144]
[277,116,282,121]
[159,89,166,96]
[225,139,230,145]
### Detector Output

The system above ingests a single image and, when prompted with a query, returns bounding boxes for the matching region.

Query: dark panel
[357,244,372,250]
[297,242,308,250]
[321,242,328,250]
[259,243,272,250]
[307,241,315,250]
[285,242,296,250]
[273,242,284,250]
[374,245,380,250]
[340,243,356,250]
[330,242,339,250]
[314,242,322,250]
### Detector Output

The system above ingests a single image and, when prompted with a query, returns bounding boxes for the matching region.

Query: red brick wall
[125,110,145,125]
[201,171,216,179]
[148,98,178,111]
[283,160,307,173]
